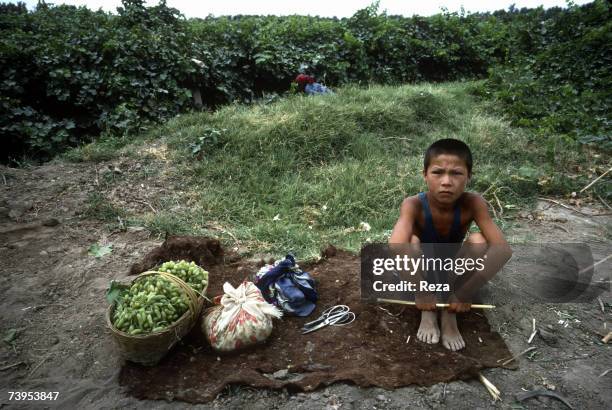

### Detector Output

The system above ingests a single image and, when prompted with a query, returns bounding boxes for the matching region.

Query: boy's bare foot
[441,310,465,351]
[417,311,440,344]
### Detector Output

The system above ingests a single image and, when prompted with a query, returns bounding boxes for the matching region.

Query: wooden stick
[539,197,612,217]
[538,197,590,216]
[377,298,495,309]
[578,253,612,275]
[597,194,612,211]
[580,167,612,193]
[478,373,501,401]
[493,191,504,216]
[0,361,25,371]
[603,331,612,344]
[527,318,537,344]
[497,346,537,366]
[27,355,50,377]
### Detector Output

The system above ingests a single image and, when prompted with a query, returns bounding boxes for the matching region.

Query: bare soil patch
[0,161,610,409]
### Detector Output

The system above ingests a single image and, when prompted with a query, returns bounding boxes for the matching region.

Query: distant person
[294,74,333,95]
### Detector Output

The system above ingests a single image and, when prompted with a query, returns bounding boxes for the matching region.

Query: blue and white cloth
[254,254,318,317]
[305,82,333,95]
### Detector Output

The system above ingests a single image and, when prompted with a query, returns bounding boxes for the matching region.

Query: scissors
[301,305,356,334]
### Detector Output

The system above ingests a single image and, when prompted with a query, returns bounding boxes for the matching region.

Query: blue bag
[254,254,318,317]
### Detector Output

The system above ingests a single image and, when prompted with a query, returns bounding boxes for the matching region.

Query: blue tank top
[418,192,465,243]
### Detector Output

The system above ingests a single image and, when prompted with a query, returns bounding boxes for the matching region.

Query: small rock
[39,250,48,256]
[272,369,289,379]
[376,394,386,401]
[538,328,559,346]
[311,393,320,401]
[76,352,85,358]
[305,341,315,355]
[42,218,60,227]
[49,337,59,345]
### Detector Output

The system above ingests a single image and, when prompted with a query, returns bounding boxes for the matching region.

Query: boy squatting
[389,138,513,351]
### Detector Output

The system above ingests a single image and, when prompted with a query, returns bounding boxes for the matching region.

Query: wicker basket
[106,270,206,366]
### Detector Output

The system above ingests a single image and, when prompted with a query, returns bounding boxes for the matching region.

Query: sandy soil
[0,158,610,410]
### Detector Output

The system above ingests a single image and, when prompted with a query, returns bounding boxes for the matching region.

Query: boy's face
[423,154,470,204]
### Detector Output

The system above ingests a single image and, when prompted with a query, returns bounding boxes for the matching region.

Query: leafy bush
[1,0,610,162]
[485,1,611,142]
[1,0,195,161]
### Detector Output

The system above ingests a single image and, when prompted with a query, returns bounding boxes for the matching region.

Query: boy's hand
[448,301,471,313]
[415,292,437,311]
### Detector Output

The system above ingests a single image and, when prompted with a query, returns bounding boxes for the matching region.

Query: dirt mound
[119,236,516,403]
[128,235,225,275]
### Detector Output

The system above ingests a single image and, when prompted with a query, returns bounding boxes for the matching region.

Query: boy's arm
[452,194,513,305]
[389,198,416,243]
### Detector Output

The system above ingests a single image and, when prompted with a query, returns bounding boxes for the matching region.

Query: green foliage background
[1,0,610,161]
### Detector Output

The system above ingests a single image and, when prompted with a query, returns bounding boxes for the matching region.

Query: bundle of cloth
[254,254,318,317]
[294,74,333,95]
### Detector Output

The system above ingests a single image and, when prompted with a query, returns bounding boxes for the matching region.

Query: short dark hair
[424,138,473,175]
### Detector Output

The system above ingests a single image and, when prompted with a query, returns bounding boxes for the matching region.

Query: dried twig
[497,346,537,366]
[0,361,25,371]
[22,303,68,311]
[489,200,499,220]
[527,318,537,344]
[377,306,402,317]
[134,199,157,213]
[94,165,99,186]
[481,182,496,197]
[598,297,605,314]
[1,173,6,185]
[206,222,239,243]
[578,253,612,275]
[579,166,612,193]
[538,197,590,216]
[379,137,412,141]
[478,373,501,401]
[600,369,612,377]
[551,222,570,233]
[493,191,504,216]
[27,354,50,377]
[596,194,612,210]
[405,335,411,344]
[603,331,612,344]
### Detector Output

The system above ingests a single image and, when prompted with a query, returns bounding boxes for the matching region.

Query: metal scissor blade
[302,324,321,334]
[302,319,330,334]
[303,316,325,328]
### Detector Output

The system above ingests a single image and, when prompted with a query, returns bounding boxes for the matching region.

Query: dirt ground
[0,157,610,409]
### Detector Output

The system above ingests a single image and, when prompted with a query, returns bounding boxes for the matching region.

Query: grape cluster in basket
[111,260,208,335]
[157,260,209,295]
[112,275,190,335]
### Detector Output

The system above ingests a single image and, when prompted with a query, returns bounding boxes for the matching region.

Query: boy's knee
[410,235,421,244]
[466,232,486,244]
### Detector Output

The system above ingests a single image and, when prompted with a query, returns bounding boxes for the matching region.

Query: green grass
[68,81,611,259]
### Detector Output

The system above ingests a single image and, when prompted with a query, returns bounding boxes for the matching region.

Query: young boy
[389,138,512,351]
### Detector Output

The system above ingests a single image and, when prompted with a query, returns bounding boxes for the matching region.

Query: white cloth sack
[203,281,282,352]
